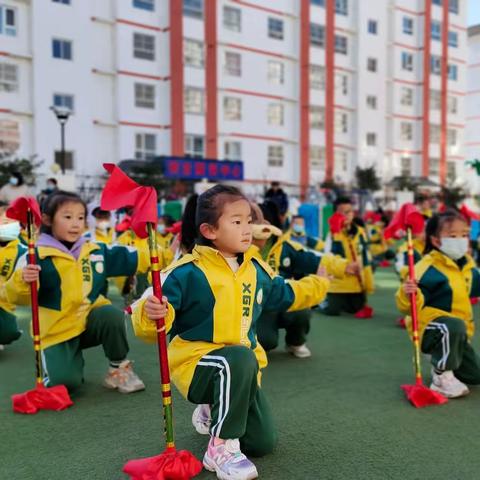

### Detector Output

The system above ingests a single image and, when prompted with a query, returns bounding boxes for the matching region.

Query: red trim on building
[325,0,335,182]
[450,23,467,32]
[448,155,465,160]
[224,43,292,60]
[116,18,169,32]
[449,57,466,64]
[228,132,291,143]
[392,149,423,154]
[230,0,291,17]
[299,0,310,199]
[334,104,355,112]
[393,78,423,86]
[334,143,356,151]
[394,43,423,52]
[118,70,170,81]
[170,0,184,156]
[222,88,289,101]
[0,51,10,57]
[0,108,11,113]
[422,0,431,177]
[205,0,218,159]
[448,123,465,128]
[334,65,355,73]
[450,90,466,96]
[394,6,424,16]
[468,63,480,69]
[440,2,449,186]
[391,114,423,121]
[119,121,171,129]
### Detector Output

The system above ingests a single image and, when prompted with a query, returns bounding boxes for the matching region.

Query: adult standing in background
[265,181,289,222]
[0,172,29,204]
[37,178,59,210]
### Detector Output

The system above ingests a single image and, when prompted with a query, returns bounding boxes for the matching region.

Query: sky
[469,0,480,26]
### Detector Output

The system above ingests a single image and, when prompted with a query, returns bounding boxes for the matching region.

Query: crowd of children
[3,183,480,480]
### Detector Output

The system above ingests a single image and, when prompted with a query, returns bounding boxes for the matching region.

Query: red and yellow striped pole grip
[147,223,175,450]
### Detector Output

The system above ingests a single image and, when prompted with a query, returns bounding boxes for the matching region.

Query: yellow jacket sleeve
[286,275,330,312]
[1,257,32,306]
[363,265,375,294]
[395,283,424,316]
[320,253,347,279]
[130,287,175,343]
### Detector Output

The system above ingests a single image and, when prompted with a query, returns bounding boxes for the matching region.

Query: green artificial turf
[2,269,480,479]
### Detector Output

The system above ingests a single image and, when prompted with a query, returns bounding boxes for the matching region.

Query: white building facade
[0,0,468,193]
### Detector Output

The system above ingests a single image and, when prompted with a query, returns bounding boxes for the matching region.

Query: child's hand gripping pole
[345,232,364,291]
[147,223,175,450]
[399,226,448,408]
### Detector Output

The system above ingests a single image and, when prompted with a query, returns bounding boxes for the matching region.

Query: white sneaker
[286,343,311,358]
[192,404,211,435]
[103,360,145,393]
[203,437,258,480]
[430,370,469,398]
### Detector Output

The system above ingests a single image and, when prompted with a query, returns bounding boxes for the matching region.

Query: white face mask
[0,221,21,242]
[439,237,469,260]
[97,220,110,232]
[157,224,166,235]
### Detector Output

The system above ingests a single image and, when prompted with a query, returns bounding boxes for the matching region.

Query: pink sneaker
[203,437,258,480]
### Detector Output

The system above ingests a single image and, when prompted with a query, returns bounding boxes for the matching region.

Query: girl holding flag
[131,185,332,480]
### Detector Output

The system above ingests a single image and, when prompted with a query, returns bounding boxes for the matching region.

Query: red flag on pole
[101,164,158,238]
[384,203,424,240]
[6,197,42,226]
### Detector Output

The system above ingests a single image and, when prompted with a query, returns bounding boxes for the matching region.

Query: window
[432,0,441,5]
[335,150,348,172]
[311,0,325,6]
[135,134,156,160]
[183,0,203,19]
[335,35,348,55]
[449,31,458,47]
[336,0,348,15]
[449,0,459,14]
[53,93,74,112]
[224,97,241,120]
[401,157,411,176]
[184,88,204,114]
[431,20,441,41]
[0,63,18,92]
[431,55,441,75]
[268,103,284,126]
[310,146,325,170]
[54,151,74,170]
[366,132,376,146]
[366,95,377,109]
[430,89,441,110]
[310,23,325,47]
[448,64,458,80]
[134,33,155,61]
[447,161,456,181]
[335,73,348,95]
[310,106,325,130]
[135,83,155,108]
[310,65,325,90]
[133,0,154,11]
[335,112,348,134]
[0,119,19,153]
[447,128,457,146]
[403,17,413,35]
[268,17,284,40]
[224,141,242,161]
[185,134,204,157]
[0,5,17,36]
[52,39,72,60]
[368,19,377,35]
[400,122,413,141]
[430,124,440,144]
[400,87,413,106]
[223,6,241,32]
[401,52,413,71]
[184,39,204,68]
[52,0,71,4]
[268,145,284,167]
[224,52,241,77]
[367,57,377,72]
[448,95,458,114]
[429,158,439,176]
[268,60,285,85]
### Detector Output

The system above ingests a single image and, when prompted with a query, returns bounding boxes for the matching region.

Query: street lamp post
[50,106,71,174]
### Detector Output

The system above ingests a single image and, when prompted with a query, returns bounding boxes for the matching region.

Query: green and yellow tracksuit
[321,224,374,315]
[396,250,480,383]
[132,245,329,454]
[0,238,27,345]
[157,232,174,250]
[2,236,151,390]
[289,231,325,252]
[84,227,115,245]
[394,238,425,280]
[255,232,347,350]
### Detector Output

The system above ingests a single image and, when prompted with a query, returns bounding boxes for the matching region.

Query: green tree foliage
[0,153,43,186]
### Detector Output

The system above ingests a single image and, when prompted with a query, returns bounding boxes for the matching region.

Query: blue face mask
[292,224,305,235]
[9,177,18,186]
[157,224,166,235]
[0,221,21,241]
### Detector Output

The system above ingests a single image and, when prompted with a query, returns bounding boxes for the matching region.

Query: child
[156,214,175,250]
[3,191,148,393]
[251,202,357,358]
[321,196,374,317]
[131,185,331,480]
[85,207,115,245]
[289,215,324,252]
[396,211,480,398]
[0,202,26,349]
